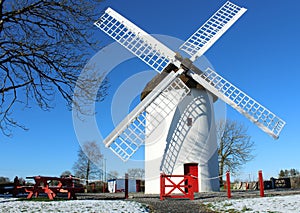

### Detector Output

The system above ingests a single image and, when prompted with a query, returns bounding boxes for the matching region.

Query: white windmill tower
[94,1,286,194]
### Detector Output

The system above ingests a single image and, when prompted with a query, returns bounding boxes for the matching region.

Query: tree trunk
[86,160,90,187]
[219,161,224,186]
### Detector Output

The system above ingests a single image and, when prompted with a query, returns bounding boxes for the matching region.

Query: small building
[107,179,143,193]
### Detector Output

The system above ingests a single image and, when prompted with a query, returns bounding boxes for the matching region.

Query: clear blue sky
[1,0,300,182]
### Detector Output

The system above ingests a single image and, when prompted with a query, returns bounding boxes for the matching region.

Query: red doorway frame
[184,163,199,192]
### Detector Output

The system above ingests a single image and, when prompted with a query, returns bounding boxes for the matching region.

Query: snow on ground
[0,198,149,213]
[1,194,300,213]
[204,194,300,213]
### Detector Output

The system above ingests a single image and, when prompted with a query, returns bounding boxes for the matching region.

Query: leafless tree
[60,170,72,178]
[127,168,145,180]
[0,0,108,136]
[73,141,102,185]
[217,120,255,184]
[107,170,119,179]
[0,176,10,183]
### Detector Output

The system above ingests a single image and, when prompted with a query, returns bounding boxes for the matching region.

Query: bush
[291,177,300,188]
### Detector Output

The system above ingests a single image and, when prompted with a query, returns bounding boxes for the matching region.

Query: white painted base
[145,88,220,194]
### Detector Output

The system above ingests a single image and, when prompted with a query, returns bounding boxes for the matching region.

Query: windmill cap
[140,63,218,102]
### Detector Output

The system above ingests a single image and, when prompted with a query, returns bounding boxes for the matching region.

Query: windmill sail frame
[95,1,286,162]
[104,71,190,161]
[180,1,247,61]
[94,8,180,73]
[188,68,285,139]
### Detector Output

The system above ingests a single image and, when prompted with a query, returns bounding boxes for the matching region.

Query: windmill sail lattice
[180,1,247,61]
[94,8,180,73]
[95,2,286,162]
[103,72,190,161]
[188,68,285,139]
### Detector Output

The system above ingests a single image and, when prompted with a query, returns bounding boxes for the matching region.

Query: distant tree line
[278,168,300,178]
[0,176,10,184]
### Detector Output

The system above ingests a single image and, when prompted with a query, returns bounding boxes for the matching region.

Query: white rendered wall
[145,88,220,194]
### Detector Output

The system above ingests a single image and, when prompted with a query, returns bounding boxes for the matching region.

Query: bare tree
[60,170,72,178]
[0,0,108,136]
[73,141,102,186]
[290,168,300,177]
[278,170,285,178]
[0,176,10,183]
[217,120,255,184]
[127,168,145,180]
[107,171,119,180]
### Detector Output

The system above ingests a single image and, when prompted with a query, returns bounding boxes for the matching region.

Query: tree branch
[0,79,33,93]
[0,0,107,136]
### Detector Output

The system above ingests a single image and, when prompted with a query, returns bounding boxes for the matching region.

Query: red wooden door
[184,163,199,192]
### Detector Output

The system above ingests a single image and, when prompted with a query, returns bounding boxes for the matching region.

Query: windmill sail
[180,1,247,61]
[95,2,285,162]
[94,7,181,73]
[104,72,190,161]
[188,68,285,139]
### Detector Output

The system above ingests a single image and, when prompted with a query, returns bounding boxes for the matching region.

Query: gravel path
[77,193,214,212]
[134,198,213,213]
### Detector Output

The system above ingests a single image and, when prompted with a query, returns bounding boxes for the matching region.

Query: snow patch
[205,194,300,213]
[0,199,149,213]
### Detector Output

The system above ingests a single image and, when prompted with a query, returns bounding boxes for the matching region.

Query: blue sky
[1,0,300,182]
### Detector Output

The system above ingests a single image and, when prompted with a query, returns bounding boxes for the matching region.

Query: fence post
[226,171,231,199]
[258,170,264,197]
[125,173,128,199]
[160,173,165,200]
[188,175,195,200]
[102,182,105,193]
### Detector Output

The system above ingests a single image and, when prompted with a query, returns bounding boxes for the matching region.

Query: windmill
[94,1,286,193]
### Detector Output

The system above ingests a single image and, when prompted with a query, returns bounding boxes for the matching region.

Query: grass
[203,202,254,213]
[204,203,214,208]
[199,203,218,213]
[241,205,253,212]
[203,204,239,213]
[223,202,233,207]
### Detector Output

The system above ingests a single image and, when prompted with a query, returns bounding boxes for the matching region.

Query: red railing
[160,174,196,200]
[225,170,265,199]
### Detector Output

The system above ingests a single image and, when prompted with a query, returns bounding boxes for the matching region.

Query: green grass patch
[225,209,240,213]
[241,205,253,212]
